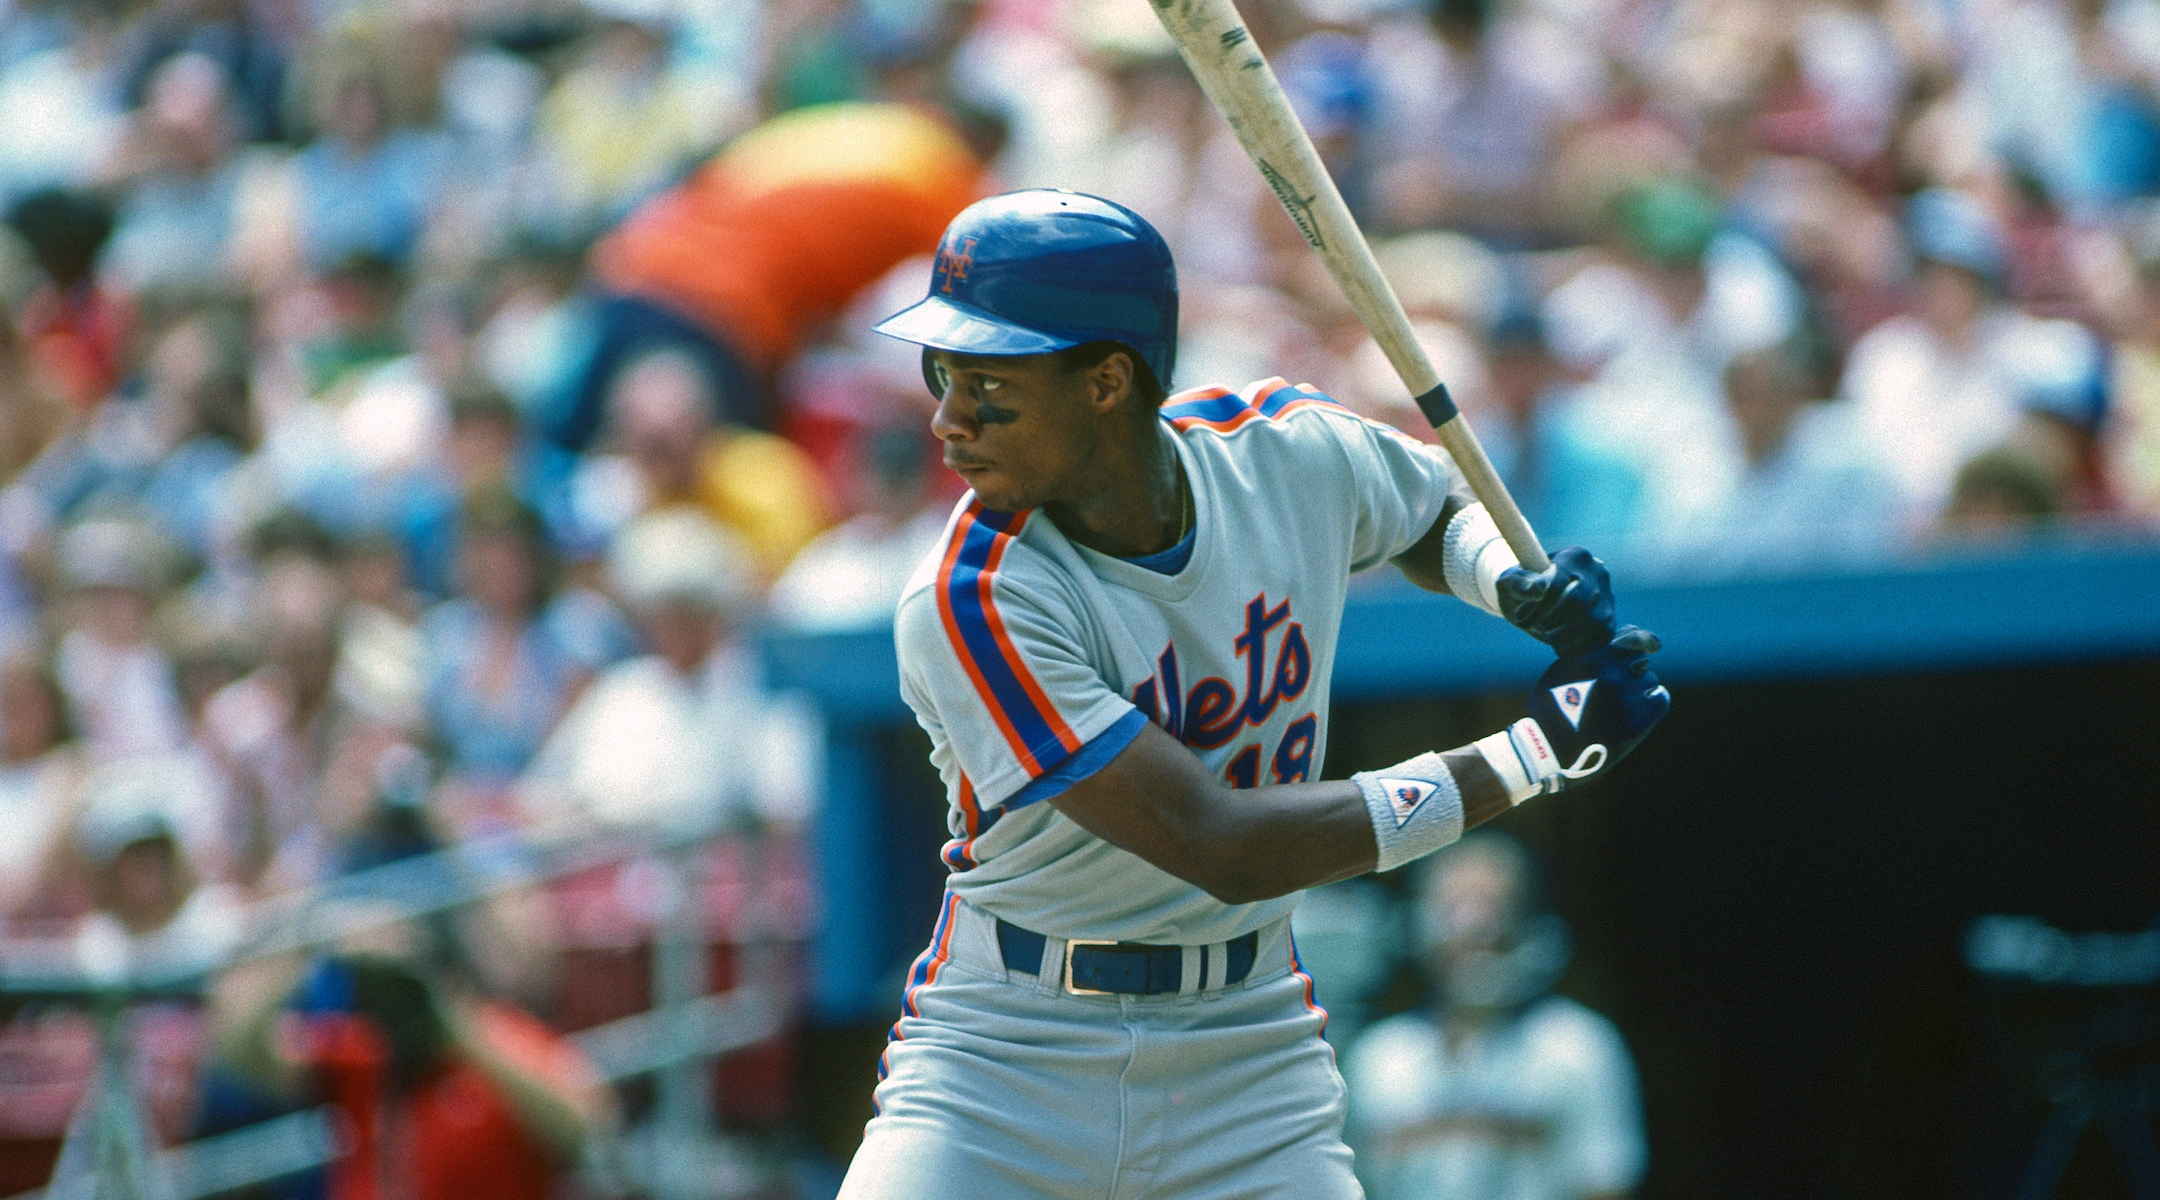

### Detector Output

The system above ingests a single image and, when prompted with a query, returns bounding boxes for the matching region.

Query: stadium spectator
[396,380,573,601]
[96,52,251,293]
[0,649,87,925]
[530,0,729,235]
[419,487,585,810]
[111,0,291,145]
[49,514,189,763]
[136,307,258,566]
[1048,3,1210,262]
[196,554,347,887]
[0,26,126,205]
[1541,176,1805,553]
[1940,446,2068,541]
[560,99,990,444]
[1674,328,1906,575]
[603,346,832,581]
[521,507,815,834]
[1363,0,1610,240]
[330,526,427,735]
[68,758,243,978]
[1996,314,2117,517]
[288,58,448,273]
[1838,187,2053,519]
[769,420,948,631]
[1468,306,1647,561]
[206,906,611,1200]
[1346,832,1646,1200]
[6,188,127,413]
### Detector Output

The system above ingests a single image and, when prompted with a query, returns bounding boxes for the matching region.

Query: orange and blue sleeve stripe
[1162,378,1350,432]
[935,503,1084,777]
[1002,708,1146,810]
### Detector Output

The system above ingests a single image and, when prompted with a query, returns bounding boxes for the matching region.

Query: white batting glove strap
[1474,718,1563,805]
[1474,718,1615,805]
[1352,752,1465,874]
[1440,503,1519,616]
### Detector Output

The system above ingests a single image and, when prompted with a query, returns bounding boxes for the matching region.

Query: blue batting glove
[1497,546,1617,658]
[1481,626,1671,801]
[1527,625,1670,785]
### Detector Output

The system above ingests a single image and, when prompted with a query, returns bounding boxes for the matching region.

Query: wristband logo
[1549,680,1594,730]
[1378,778,1437,826]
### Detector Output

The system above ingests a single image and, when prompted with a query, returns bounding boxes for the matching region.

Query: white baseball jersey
[893,378,1464,944]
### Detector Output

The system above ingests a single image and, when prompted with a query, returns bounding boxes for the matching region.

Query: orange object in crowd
[593,101,989,377]
[18,283,131,411]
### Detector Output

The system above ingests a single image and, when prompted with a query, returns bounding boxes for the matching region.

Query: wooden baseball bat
[1147,0,1550,572]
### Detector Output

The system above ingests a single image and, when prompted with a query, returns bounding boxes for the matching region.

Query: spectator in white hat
[69,756,243,979]
[518,507,816,834]
[51,513,191,763]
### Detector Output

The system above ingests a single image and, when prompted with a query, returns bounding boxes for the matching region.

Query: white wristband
[1440,504,1521,615]
[1473,718,1562,805]
[1353,752,1465,873]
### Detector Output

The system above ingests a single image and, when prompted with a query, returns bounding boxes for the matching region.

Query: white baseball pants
[838,892,1364,1200]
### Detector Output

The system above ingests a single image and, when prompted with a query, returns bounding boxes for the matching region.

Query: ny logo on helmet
[936,237,978,294]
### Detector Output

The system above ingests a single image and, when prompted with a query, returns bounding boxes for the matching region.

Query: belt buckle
[1062,939,1120,995]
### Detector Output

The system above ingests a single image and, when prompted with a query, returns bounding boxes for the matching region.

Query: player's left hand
[1502,625,1671,796]
[1497,547,1617,658]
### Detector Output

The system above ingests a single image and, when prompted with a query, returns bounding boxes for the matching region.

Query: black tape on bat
[1413,382,1458,428]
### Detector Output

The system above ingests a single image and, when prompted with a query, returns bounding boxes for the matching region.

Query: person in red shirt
[210,909,612,1200]
[6,188,130,412]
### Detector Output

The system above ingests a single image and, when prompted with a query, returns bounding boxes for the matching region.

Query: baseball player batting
[836,190,1671,1199]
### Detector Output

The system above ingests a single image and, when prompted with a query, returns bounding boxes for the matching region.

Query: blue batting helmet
[872,189,1178,393]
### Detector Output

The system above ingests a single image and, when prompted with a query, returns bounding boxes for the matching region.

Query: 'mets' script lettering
[1130,594,1313,754]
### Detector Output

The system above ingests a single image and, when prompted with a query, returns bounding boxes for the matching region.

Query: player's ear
[1085,349,1134,414]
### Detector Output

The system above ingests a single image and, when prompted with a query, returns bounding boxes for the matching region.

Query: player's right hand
[1501,625,1671,794]
[1496,546,1617,658]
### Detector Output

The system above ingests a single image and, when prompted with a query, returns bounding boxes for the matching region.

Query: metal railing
[0,816,800,1200]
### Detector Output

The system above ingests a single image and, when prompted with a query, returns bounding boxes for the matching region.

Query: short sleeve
[894,511,1136,809]
[1321,409,1465,573]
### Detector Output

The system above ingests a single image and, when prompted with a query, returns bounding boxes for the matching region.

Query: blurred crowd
[2,0,2160,1192]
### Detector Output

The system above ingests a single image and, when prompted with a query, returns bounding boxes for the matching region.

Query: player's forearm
[1233,750,1512,897]
[1052,725,1513,904]
[1183,779,1378,902]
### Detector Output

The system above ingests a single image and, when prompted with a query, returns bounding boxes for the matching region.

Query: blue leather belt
[996,920,1259,995]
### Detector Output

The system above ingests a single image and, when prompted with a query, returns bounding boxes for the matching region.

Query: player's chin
[957,468,1032,513]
